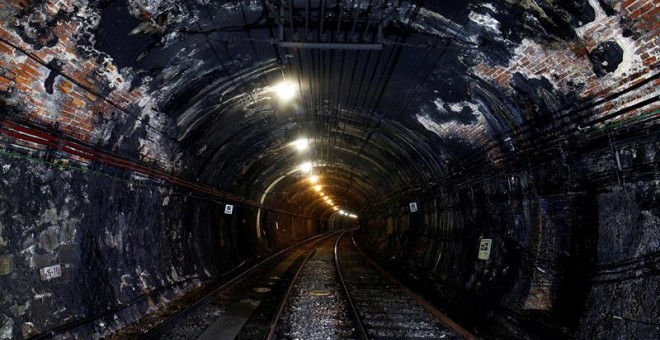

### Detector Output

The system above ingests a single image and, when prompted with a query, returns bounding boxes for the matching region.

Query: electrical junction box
[409,202,418,212]
[478,239,492,260]
[224,204,234,215]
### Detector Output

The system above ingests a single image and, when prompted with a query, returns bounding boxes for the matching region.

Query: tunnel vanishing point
[0,0,658,339]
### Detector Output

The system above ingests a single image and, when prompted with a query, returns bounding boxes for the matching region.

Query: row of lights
[338,210,358,219]
[288,138,357,219]
[275,83,359,220]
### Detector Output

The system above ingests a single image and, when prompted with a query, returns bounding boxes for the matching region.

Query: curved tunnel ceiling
[85,0,624,218]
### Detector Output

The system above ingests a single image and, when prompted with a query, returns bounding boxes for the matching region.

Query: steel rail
[334,231,370,340]
[349,231,478,339]
[136,232,337,340]
[264,245,320,339]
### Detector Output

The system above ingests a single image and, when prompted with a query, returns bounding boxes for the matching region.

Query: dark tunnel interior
[0,0,658,338]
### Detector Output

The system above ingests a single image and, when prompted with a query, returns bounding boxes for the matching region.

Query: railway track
[266,231,475,339]
[109,231,475,340]
[107,233,334,340]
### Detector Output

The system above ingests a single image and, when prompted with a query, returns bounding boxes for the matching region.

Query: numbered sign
[224,204,234,215]
[409,202,418,213]
[478,239,492,260]
[39,264,62,281]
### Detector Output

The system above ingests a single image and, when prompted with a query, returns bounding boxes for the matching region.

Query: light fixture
[293,138,308,151]
[274,81,296,101]
[333,207,339,211]
[314,185,322,192]
[299,161,312,173]
[308,175,319,183]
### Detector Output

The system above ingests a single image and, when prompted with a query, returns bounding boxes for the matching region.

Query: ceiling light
[293,138,308,151]
[299,161,312,173]
[314,185,322,192]
[308,175,319,183]
[274,81,296,101]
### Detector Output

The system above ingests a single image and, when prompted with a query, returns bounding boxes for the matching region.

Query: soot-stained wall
[0,0,658,339]
[0,144,328,339]
[356,0,659,338]
[357,136,660,338]
[0,149,222,339]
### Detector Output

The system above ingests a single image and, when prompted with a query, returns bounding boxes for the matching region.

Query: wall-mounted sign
[409,202,418,213]
[224,204,234,215]
[39,264,62,281]
[478,239,492,260]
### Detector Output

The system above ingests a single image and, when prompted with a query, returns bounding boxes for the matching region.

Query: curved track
[109,231,475,340]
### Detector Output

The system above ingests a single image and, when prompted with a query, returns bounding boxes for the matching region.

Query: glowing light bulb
[293,138,308,151]
[308,175,319,184]
[299,161,312,173]
[274,81,296,101]
[314,185,322,192]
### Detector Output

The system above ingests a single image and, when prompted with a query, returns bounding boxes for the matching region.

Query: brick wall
[0,0,174,168]
[472,0,659,123]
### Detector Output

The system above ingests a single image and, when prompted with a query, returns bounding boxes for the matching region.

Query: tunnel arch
[0,1,658,339]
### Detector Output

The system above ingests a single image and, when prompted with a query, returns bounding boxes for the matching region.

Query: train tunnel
[0,0,658,339]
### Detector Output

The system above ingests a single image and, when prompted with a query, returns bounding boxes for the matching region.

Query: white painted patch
[586,0,607,22]
[416,102,486,144]
[573,0,643,80]
[611,35,643,78]
[482,3,498,13]
[411,8,477,43]
[34,292,53,300]
[433,98,445,112]
[469,11,501,34]
[449,102,467,113]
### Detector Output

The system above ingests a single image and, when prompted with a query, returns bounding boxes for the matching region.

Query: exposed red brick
[0,43,14,55]
[70,98,86,108]
[58,80,73,93]
[84,92,97,102]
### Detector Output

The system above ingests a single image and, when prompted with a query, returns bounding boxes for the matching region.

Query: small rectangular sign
[224,204,234,215]
[478,239,492,260]
[409,202,418,213]
[39,264,62,281]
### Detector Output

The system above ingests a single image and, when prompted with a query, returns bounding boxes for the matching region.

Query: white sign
[409,202,418,212]
[39,264,62,281]
[478,239,492,260]
[224,204,234,215]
